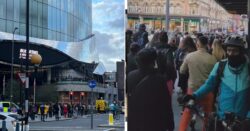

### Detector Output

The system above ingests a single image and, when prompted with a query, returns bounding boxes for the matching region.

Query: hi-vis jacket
[193,59,250,119]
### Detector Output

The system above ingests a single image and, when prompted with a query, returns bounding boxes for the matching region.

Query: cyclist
[183,36,250,130]
[109,101,117,118]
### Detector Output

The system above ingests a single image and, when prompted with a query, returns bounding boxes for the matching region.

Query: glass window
[52,7,56,31]
[48,29,52,40]
[7,0,14,20]
[0,19,6,32]
[38,3,43,27]
[56,0,61,9]
[48,6,53,29]
[19,23,26,36]
[61,11,66,34]
[52,31,56,40]
[52,0,57,8]
[6,20,13,33]
[56,32,60,41]
[31,26,37,37]
[42,0,48,4]
[38,27,42,38]
[31,0,38,26]
[43,28,48,39]
[20,0,26,23]
[0,0,6,19]
[42,4,48,28]
[14,0,20,22]
[57,9,61,32]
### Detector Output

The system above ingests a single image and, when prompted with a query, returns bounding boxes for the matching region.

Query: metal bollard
[2,120,6,131]
[16,122,20,131]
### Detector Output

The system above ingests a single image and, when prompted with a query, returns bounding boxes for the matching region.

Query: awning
[215,0,247,14]
[0,40,74,67]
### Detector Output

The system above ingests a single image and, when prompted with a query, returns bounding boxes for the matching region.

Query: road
[30,114,124,131]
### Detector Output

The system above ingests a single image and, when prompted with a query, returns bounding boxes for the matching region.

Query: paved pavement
[29,113,124,131]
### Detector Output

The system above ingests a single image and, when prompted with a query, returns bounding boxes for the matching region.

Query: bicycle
[114,110,121,120]
[182,99,206,131]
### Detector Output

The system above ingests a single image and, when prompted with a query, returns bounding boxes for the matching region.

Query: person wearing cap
[178,36,217,131]
[182,36,250,130]
[127,48,174,131]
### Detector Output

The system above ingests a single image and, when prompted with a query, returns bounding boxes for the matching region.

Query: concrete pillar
[165,0,170,31]
[47,68,51,84]
[139,15,143,24]
[181,18,184,32]
[248,0,250,36]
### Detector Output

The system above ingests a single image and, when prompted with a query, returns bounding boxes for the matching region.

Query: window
[7,0,14,20]
[0,0,6,19]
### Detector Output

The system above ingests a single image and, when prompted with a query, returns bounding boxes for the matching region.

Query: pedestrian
[53,102,59,120]
[175,36,197,94]
[152,31,177,96]
[126,43,140,74]
[211,39,226,61]
[127,48,174,131]
[133,24,149,49]
[48,103,53,118]
[63,104,68,118]
[182,36,250,130]
[40,103,45,122]
[178,36,217,131]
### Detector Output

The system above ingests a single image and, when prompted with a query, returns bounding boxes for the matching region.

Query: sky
[92,0,125,72]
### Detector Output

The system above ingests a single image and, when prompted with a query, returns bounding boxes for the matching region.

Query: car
[0,112,29,131]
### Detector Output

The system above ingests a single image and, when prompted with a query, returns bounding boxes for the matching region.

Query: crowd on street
[126,24,250,131]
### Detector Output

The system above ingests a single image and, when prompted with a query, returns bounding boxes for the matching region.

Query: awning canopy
[0,40,74,67]
[215,0,247,14]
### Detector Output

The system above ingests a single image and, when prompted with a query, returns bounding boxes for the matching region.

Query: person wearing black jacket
[127,48,174,131]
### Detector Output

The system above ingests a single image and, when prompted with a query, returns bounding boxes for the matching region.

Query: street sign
[88,80,97,89]
[17,73,26,84]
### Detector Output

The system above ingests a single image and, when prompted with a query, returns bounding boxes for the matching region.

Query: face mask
[228,54,245,68]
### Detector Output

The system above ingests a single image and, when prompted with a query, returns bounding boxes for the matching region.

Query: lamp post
[10,27,18,101]
[30,54,42,104]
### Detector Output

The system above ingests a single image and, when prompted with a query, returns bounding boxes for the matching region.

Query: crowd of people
[28,103,89,121]
[126,24,250,131]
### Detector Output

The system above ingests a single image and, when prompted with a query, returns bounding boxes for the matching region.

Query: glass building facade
[0,0,96,63]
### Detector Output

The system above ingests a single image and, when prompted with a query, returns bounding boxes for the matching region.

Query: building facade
[0,0,116,105]
[127,0,233,33]
[0,0,96,62]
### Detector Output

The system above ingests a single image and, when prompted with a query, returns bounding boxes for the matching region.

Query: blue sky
[92,0,125,72]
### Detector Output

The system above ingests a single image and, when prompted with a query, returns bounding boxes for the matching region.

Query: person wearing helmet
[182,36,250,130]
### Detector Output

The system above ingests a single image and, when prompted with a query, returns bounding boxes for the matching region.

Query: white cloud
[92,0,125,71]
[93,31,125,72]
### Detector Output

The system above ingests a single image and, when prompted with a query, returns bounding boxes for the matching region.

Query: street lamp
[30,54,42,104]
[10,27,18,101]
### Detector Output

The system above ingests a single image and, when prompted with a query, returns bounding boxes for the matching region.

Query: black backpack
[155,47,177,81]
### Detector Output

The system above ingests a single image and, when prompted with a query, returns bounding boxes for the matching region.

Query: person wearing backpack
[127,48,174,131]
[182,36,250,130]
[152,31,177,95]
[132,24,149,49]
[179,36,217,131]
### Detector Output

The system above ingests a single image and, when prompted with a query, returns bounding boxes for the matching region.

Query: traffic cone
[109,112,114,125]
